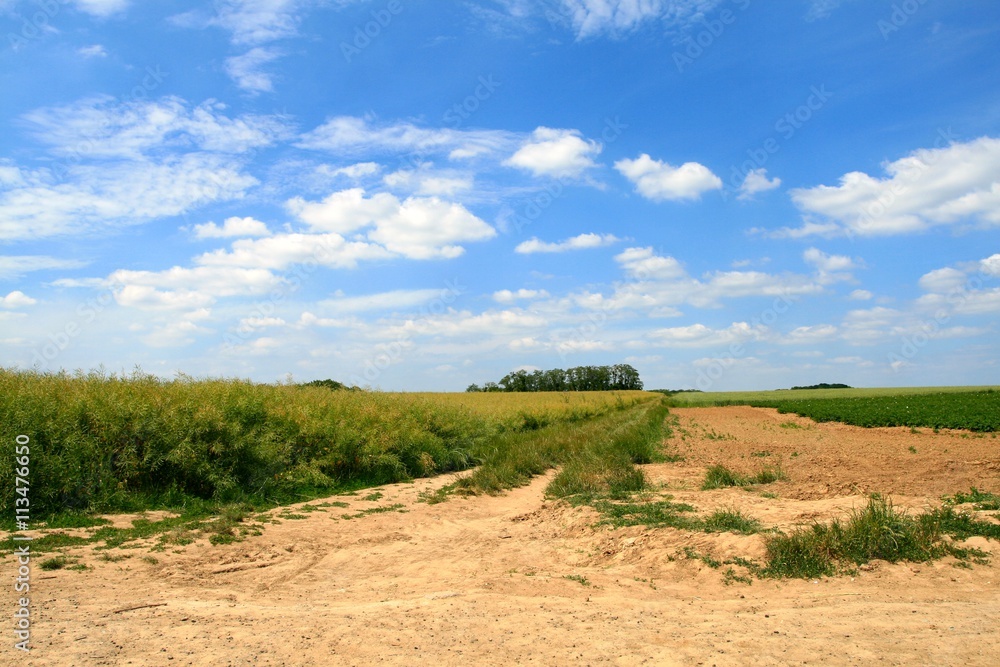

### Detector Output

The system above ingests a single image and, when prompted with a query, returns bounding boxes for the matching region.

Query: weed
[564,574,591,586]
[142,556,159,565]
[908,446,917,454]
[362,492,384,502]
[944,488,1000,511]
[339,504,406,520]
[702,464,785,490]
[40,556,69,570]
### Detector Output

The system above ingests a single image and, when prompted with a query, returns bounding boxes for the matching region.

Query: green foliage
[759,391,1000,432]
[944,488,1000,511]
[470,364,644,392]
[702,464,785,490]
[0,368,511,520]
[790,383,852,390]
[762,495,997,579]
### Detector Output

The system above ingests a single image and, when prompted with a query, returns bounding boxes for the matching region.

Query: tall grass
[0,369,660,522]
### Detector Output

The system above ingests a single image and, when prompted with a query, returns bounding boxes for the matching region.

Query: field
[2,377,1000,665]
[666,386,1000,432]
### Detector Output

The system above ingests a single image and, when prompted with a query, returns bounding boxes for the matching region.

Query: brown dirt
[4,406,999,666]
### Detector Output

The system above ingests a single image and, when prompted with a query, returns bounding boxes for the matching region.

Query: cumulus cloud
[493,288,550,303]
[787,136,1000,237]
[848,289,873,300]
[192,216,271,239]
[503,127,601,178]
[737,168,781,200]
[615,153,721,201]
[649,321,767,347]
[514,232,620,254]
[285,188,496,260]
[0,290,36,308]
[803,247,861,283]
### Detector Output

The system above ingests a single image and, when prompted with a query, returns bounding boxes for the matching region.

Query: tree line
[467,364,643,393]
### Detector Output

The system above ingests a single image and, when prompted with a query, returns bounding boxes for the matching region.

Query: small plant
[908,446,917,454]
[945,488,1000,511]
[702,464,785,490]
[362,492,384,502]
[39,556,69,571]
[142,556,159,565]
[564,574,591,586]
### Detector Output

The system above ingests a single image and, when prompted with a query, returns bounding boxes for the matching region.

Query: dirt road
[5,406,999,666]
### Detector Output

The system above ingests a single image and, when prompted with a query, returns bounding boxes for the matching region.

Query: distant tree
[300,379,356,391]
[475,364,643,392]
[466,383,482,392]
[790,383,852,390]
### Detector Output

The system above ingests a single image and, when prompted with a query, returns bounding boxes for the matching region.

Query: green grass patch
[702,464,786,490]
[39,556,70,570]
[945,488,1000,511]
[339,504,406,520]
[762,495,996,579]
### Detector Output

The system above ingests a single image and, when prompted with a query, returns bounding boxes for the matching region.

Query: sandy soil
[4,406,999,666]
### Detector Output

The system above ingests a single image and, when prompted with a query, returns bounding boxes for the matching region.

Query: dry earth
[4,406,1000,666]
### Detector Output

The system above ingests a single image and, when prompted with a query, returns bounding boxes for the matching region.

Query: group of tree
[790,383,852,390]
[467,364,643,393]
[299,379,362,391]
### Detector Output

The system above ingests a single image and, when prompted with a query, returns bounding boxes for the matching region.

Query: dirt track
[4,406,999,666]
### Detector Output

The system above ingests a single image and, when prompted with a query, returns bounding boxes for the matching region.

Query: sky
[1,0,999,391]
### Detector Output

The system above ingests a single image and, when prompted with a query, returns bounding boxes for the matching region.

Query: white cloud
[0,255,88,279]
[514,232,620,254]
[737,168,781,200]
[848,289,873,301]
[557,0,723,39]
[981,253,1000,277]
[217,0,325,45]
[0,290,36,308]
[77,44,107,58]
[754,220,842,240]
[615,246,687,280]
[783,324,838,344]
[239,316,286,329]
[615,153,721,201]
[109,266,283,309]
[73,0,129,17]
[225,47,283,93]
[0,155,258,241]
[383,169,473,196]
[383,309,547,339]
[197,232,390,270]
[649,322,767,347]
[324,162,380,179]
[321,289,448,313]
[503,127,601,178]
[789,136,1000,237]
[20,96,292,159]
[192,216,271,239]
[298,116,515,160]
[286,188,496,260]
[803,247,861,283]
[918,267,966,293]
[493,288,550,303]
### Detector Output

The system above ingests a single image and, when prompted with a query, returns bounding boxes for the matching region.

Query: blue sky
[1,0,999,391]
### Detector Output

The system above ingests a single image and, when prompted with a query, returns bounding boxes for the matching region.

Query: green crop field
[665,386,1000,432]
[0,368,662,524]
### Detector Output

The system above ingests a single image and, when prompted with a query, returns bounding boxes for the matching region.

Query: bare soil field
[5,406,999,666]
